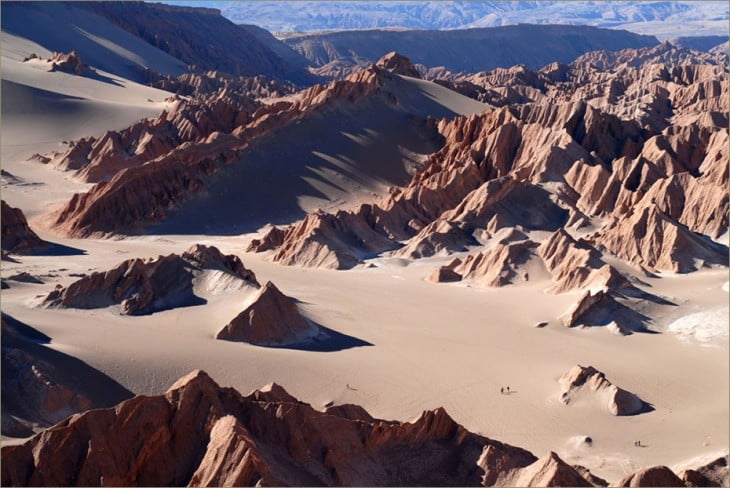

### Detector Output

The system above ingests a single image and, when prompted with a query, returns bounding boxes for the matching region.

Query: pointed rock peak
[216,280,317,346]
[375,51,421,78]
[166,369,221,394]
[251,382,298,403]
[259,280,283,297]
[410,406,459,434]
[515,450,592,487]
[530,451,575,472]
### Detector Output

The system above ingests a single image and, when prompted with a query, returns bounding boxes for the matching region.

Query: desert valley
[0,1,729,486]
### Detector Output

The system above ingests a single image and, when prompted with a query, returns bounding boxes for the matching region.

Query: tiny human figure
[500,387,504,394]
[506,386,510,392]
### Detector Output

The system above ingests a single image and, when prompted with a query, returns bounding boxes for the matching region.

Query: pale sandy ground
[1,32,728,484]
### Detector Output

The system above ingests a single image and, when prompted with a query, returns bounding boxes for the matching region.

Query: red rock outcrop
[262,208,398,269]
[376,51,421,78]
[538,229,631,293]
[147,69,297,99]
[563,290,611,327]
[44,244,258,315]
[40,92,259,183]
[508,451,592,487]
[1,369,559,487]
[593,205,728,273]
[453,239,538,287]
[47,44,730,289]
[678,455,729,487]
[558,365,646,416]
[1,368,710,487]
[49,51,87,75]
[572,465,609,487]
[616,465,685,487]
[216,281,318,346]
[421,227,634,294]
[1,201,46,254]
[572,41,724,71]
[51,131,243,237]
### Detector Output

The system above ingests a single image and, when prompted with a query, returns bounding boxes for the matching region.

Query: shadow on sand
[1,313,134,437]
[269,322,373,353]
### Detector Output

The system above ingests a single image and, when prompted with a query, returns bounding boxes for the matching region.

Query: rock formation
[216,281,318,346]
[453,239,538,287]
[44,244,258,315]
[0,369,551,487]
[146,69,297,99]
[615,465,686,487]
[49,51,86,75]
[593,205,728,273]
[1,201,46,254]
[41,43,730,336]
[49,53,446,237]
[36,92,260,183]
[426,263,463,284]
[538,229,630,293]
[572,465,609,487]
[0,369,715,486]
[558,365,647,416]
[677,455,729,487]
[250,44,728,281]
[508,451,592,487]
[376,51,421,78]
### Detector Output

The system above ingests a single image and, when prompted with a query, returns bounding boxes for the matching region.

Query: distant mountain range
[284,24,658,75]
[165,1,729,39]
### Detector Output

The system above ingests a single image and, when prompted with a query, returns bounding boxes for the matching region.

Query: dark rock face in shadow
[1,313,133,437]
